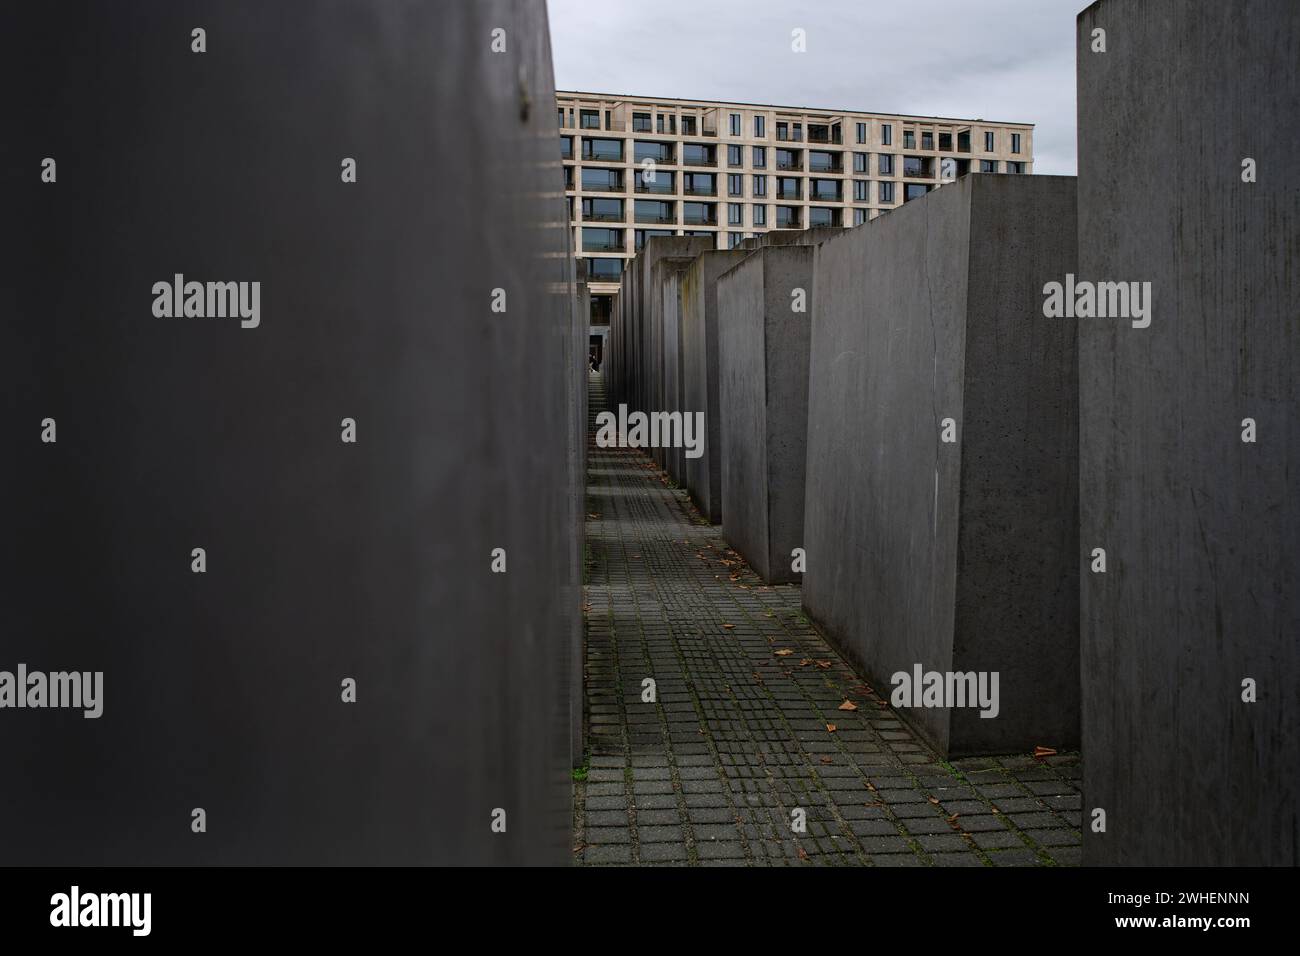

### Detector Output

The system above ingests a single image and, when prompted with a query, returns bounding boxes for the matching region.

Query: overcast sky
[548,0,1084,176]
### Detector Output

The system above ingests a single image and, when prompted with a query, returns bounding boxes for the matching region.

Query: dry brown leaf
[927,796,940,805]
[1033,745,1058,759]
[819,755,833,764]
[837,700,858,712]
[815,660,833,670]
[825,723,837,733]
[799,658,813,667]
[774,648,794,656]
[722,623,736,630]
[796,847,809,862]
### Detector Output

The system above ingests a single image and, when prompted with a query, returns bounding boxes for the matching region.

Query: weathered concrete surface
[1077,0,1299,865]
[634,237,712,419]
[739,225,843,251]
[717,246,815,584]
[0,0,576,865]
[802,175,1080,757]
[651,257,693,473]
[682,250,748,523]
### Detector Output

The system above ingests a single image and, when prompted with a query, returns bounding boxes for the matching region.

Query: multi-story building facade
[558,90,1034,319]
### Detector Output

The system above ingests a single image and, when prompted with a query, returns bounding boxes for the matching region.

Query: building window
[728,203,743,225]
[587,257,623,279]
[728,174,743,197]
[682,143,715,166]
[881,123,892,146]
[879,181,895,204]
[853,179,868,202]
[752,174,767,197]
[980,159,999,173]
[580,109,600,129]
[957,130,971,153]
[634,140,673,164]
[683,172,716,196]
[681,115,696,135]
[938,132,952,151]
[921,131,934,150]
[984,131,995,152]
[560,136,573,160]
[605,110,612,129]
[582,137,623,161]
[776,206,800,228]
[903,156,927,178]
[727,144,743,167]
[809,178,840,201]
[853,208,867,225]
[557,107,565,127]
[637,169,674,193]
[753,204,766,226]
[754,115,765,138]
[683,202,716,225]
[903,129,915,149]
[632,112,652,132]
[777,176,800,200]
[582,227,623,252]
[583,197,624,221]
[728,232,743,248]
[856,122,867,144]
[853,152,868,173]
[729,112,741,136]
[1011,133,1022,154]
[904,183,929,202]
[1007,161,1025,174]
[776,148,800,170]
[581,167,622,192]
[752,146,766,168]
[776,121,788,141]
[634,199,673,224]
[809,207,837,227]
[878,153,894,175]
[635,228,673,250]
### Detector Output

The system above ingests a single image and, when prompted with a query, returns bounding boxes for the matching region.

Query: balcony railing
[808,162,841,173]
[776,130,804,142]
[635,213,676,224]
[683,186,716,196]
[635,180,674,194]
[582,148,624,162]
[776,188,800,200]
[808,131,842,145]
[775,158,802,171]
[582,239,625,253]
[582,181,623,193]
[683,216,717,226]
[584,212,623,223]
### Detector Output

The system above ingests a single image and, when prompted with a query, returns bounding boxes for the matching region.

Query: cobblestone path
[575,372,1082,866]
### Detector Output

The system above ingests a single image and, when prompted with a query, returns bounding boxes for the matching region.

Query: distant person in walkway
[590,351,600,372]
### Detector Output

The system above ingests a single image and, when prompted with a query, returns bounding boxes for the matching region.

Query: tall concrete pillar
[717,245,815,585]
[802,175,1080,757]
[681,249,749,523]
[1077,0,1299,865]
[0,0,577,865]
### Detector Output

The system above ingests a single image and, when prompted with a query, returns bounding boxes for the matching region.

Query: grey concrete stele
[802,174,1081,758]
[681,249,749,523]
[0,0,578,866]
[1077,0,1299,865]
[717,245,816,585]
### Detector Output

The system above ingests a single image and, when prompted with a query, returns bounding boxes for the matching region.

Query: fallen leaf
[837,700,858,712]
[825,723,837,733]
[927,796,940,805]
[815,660,833,670]
[819,755,833,764]
[865,782,877,792]
[799,658,813,667]
[581,603,592,612]
[1033,745,1057,759]
[722,623,736,630]
[797,847,809,862]
[774,648,794,656]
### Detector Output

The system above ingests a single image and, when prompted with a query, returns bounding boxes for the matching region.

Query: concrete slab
[717,245,815,584]
[802,174,1080,757]
[1076,0,1299,865]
